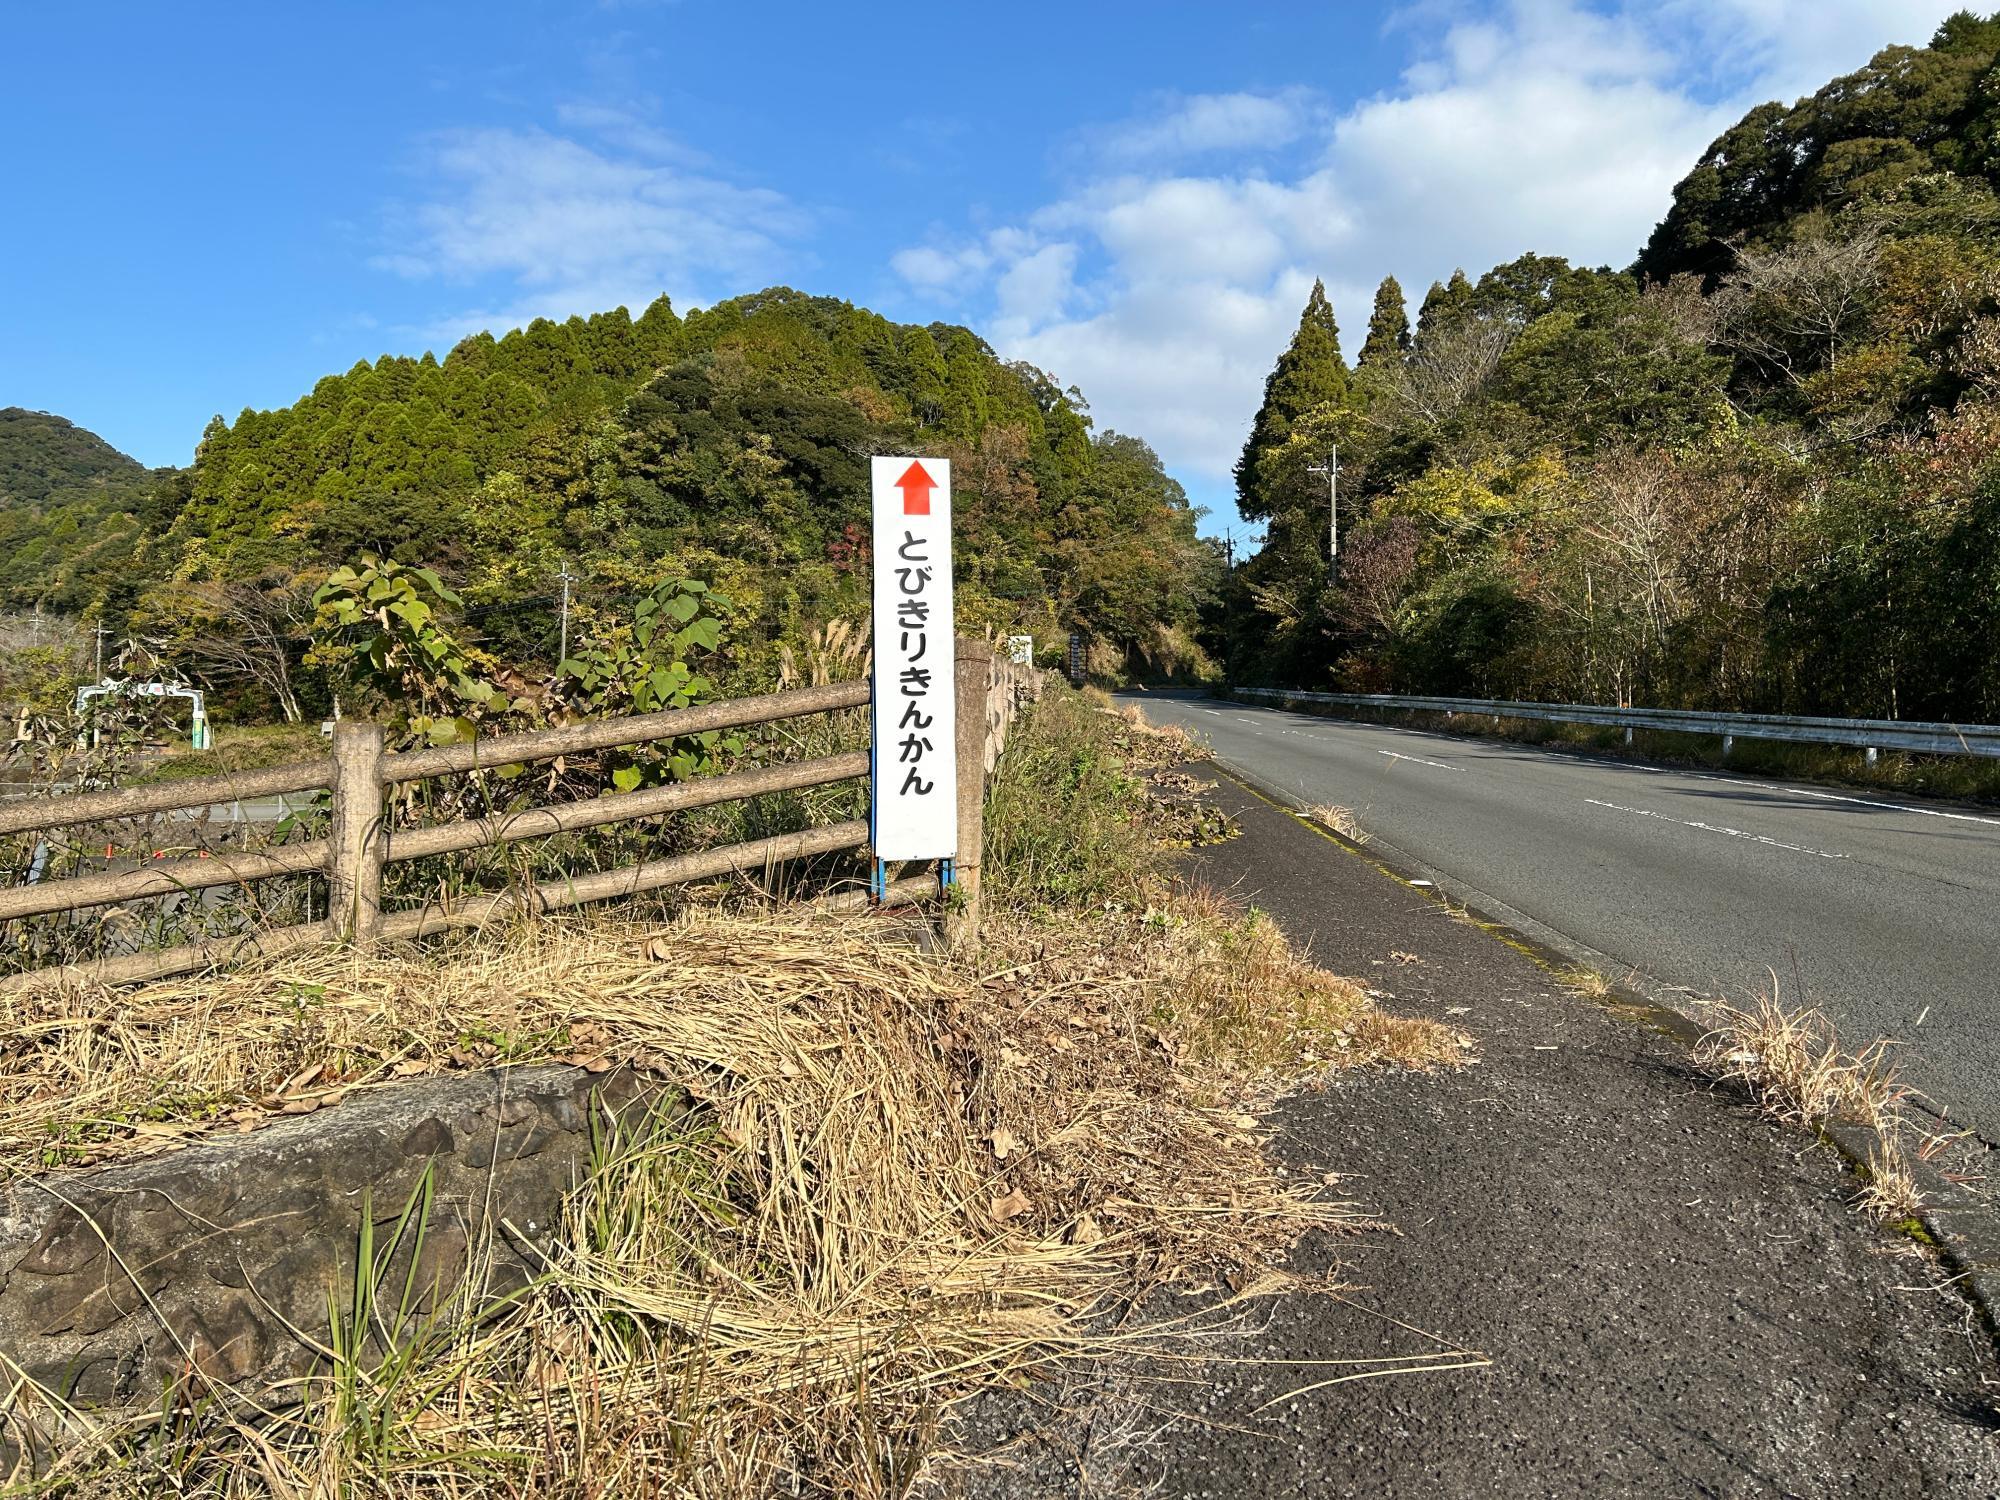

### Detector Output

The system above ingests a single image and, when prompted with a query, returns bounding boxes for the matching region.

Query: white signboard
[871,456,957,861]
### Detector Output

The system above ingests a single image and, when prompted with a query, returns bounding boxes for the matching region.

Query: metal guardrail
[1230,688,2000,760]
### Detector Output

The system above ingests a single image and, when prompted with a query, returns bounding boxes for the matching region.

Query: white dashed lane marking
[1583,798,1849,861]
[1378,749,1462,773]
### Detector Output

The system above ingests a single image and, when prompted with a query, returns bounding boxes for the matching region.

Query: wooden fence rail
[1,638,1038,994]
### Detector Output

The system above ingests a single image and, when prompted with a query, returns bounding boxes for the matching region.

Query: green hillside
[1638,10,2000,281]
[0,408,175,617]
[1224,9,2000,725]
[3,289,1213,723]
[0,407,146,505]
[172,288,1207,660]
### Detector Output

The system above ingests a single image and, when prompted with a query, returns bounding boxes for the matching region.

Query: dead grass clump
[1107,701,1212,767]
[1308,804,1367,844]
[1695,984,1908,1133]
[961,903,1461,1276]
[1856,1133,1923,1221]
[1555,966,1612,1000]
[3,898,1459,1494]
[1694,979,1934,1222]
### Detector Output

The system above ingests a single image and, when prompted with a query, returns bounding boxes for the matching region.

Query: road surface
[1121,691,2000,1144]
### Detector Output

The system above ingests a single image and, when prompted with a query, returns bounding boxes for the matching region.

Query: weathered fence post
[949,637,995,947]
[327,722,386,949]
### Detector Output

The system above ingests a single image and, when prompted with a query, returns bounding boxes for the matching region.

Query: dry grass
[2,680,1468,1492]
[2,896,1460,1495]
[1694,978,1934,1222]
[1101,698,1212,767]
[1307,804,1367,844]
[1555,966,1612,1000]
[1694,982,1910,1134]
[1856,1134,1923,1221]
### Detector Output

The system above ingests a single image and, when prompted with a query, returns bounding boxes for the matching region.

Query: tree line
[2,289,1215,729]
[1221,9,2000,725]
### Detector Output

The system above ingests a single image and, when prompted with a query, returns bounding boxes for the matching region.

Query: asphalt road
[1119,691,2000,1144]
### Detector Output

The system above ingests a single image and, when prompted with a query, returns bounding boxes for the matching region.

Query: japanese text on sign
[871,457,957,860]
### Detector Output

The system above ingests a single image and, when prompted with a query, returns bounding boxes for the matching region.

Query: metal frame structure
[75,679,211,750]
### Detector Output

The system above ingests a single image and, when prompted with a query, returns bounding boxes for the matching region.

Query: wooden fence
[0,638,1038,994]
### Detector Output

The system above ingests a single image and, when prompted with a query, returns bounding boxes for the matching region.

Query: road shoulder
[953,760,2000,1498]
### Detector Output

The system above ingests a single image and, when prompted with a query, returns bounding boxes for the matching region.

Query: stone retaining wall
[0,1063,670,1411]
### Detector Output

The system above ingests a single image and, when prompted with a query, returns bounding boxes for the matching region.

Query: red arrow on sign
[895,460,936,516]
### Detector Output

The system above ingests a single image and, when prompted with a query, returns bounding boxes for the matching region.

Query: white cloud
[1652,0,1967,100]
[892,0,1970,504]
[994,243,1081,334]
[378,111,804,342]
[1088,89,1318,163]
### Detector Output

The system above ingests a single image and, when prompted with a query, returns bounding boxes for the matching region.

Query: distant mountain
[0,409,179,616]
[0,408,147,508]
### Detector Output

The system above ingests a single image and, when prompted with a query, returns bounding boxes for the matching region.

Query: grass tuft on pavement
[1692,980,1951,1222]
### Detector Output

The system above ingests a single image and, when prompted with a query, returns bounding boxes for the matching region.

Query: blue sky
[0,1,1970,534]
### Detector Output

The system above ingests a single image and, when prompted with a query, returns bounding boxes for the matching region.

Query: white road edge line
[1584,797,1849,860]
[1202,701,2000,833]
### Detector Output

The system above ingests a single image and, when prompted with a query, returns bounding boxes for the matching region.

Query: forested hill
[171,288,1207,675]
[1639,9,2000,280]
[1224,8,2000,725]
[4,289,1210,714]
[0,409,170,617]
[0,407,146,506]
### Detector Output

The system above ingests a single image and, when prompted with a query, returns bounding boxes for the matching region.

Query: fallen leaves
[989,1186,1033,1223]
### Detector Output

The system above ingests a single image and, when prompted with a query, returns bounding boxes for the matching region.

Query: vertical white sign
[871,456,957,861]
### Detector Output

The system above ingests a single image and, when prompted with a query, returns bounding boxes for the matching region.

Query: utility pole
[556,559,576,666]
[93,622,110,681]
[1223,530,1236,572]
[1308,446,1339,583]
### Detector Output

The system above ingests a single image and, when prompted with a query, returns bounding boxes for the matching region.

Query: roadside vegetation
[1244,695,2000,805]
[0,591,875,979]
[1223,13,2000,732]
[1692,982,1978,1225]
[1307,803,1368,844]
[0,681,1460,1496]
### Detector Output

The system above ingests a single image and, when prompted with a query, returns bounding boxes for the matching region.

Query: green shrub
[984,683,1160,910]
